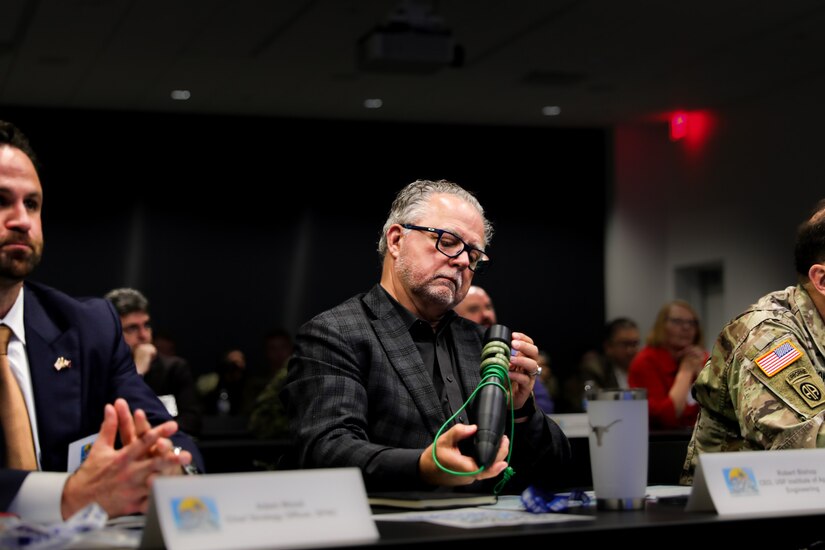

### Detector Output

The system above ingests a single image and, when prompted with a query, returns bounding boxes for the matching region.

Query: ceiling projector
[357,3,462,73]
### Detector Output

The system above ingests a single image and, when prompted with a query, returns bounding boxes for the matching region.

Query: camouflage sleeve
[734,331,825,449]
[247,370,290,440]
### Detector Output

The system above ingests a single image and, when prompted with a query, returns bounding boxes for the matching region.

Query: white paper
[158,394,179,417]
[645,485,692,499]
[375,507,595,528]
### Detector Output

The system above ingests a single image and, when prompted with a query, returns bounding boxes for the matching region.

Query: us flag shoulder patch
[755,339,802,377]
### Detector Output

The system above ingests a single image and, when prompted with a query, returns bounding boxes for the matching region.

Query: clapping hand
[60,398,191,519]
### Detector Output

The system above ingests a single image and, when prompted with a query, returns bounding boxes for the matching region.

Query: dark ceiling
[2,0,825,127]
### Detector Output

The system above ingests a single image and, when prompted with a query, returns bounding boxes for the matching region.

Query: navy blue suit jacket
[0,281,203,511]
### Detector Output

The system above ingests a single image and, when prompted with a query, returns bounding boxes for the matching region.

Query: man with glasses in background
[455,285,557,413]
[562,317,640,412]
[104,288,202,437]
[281,179,570,493]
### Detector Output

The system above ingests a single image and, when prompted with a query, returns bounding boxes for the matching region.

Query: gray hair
[377,179,494,258]
[104,288,149,316]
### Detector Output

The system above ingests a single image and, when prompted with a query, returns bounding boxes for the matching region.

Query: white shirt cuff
[8,472,70,522]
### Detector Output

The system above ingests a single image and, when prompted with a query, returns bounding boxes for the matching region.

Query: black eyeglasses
[610,339,640,349]
[401,224,489,273]
[122,320,152,335]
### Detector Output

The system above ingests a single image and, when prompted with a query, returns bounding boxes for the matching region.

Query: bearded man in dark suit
[282,179,570,493]
[0,120,201,521]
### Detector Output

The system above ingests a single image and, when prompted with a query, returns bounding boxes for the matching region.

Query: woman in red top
[628,300,707,429]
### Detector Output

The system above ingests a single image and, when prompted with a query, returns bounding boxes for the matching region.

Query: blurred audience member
[454,285,496,327]
[562,318,640,412]
[200,348,257,418]
[264,328,294,375]
[583,318,640,389]
[534,350,559,414]
[454,285,556,415]
[628,301,707,430]
[105,288,202,437]
[153,329,177,358]
[248,328,295,440]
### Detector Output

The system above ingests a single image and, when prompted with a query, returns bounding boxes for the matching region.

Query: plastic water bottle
[582,380,596,411]
[217,389,231,416]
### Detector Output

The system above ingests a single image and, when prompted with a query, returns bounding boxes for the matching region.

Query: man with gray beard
[281,179,570,493]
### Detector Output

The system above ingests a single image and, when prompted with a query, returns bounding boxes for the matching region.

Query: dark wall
[2,107,606,381]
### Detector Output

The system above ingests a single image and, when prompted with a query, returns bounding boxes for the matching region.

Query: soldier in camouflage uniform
[681,202,825,484]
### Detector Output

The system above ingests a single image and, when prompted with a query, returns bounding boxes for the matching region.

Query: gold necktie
[0,325,37,469]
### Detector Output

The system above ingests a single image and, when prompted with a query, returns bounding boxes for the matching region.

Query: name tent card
[141,468,379,550]
[687,448,825,516]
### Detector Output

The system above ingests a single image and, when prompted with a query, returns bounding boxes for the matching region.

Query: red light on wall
[670,112,688,141]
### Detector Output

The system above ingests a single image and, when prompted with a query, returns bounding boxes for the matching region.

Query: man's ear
[807,263,825,293]
[386,224,403,258]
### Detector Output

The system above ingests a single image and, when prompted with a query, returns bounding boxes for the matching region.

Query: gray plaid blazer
[282,284,571,493]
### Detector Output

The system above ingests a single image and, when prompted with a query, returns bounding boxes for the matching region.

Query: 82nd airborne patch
[785,366,825,409]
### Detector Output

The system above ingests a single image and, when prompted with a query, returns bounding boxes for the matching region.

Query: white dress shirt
[4,287,68,522]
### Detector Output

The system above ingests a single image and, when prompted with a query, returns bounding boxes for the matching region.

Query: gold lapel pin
[54,357,71,371]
